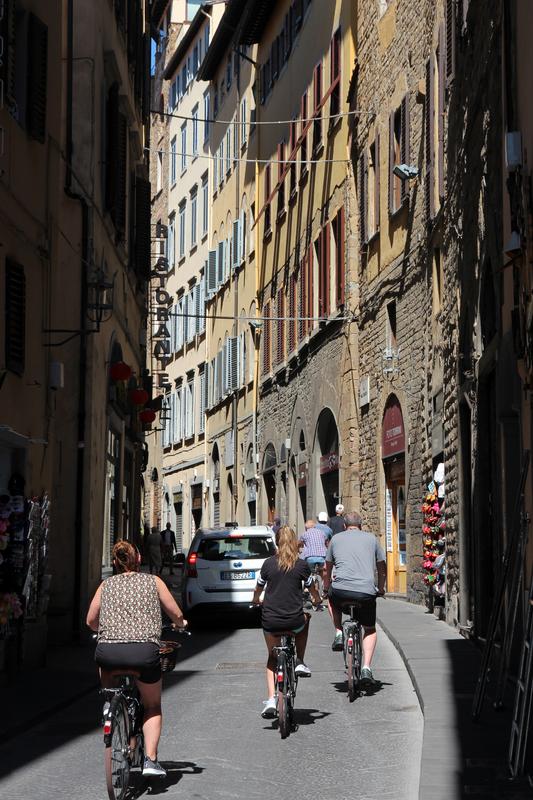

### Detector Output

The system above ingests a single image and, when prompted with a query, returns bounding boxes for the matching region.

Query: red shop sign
[382,397,405,459]
[320,452,339,475]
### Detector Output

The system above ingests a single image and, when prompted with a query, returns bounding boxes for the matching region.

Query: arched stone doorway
[314,409,340,517]
[262,443,277,523]
[382,394,406,594]
[245,445,257,525]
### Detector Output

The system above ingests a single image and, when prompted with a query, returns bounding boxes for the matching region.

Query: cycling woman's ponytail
[276,526,300,571]
[112,540,139,573]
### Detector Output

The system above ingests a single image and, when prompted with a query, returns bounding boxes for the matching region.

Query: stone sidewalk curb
[377,598,523,800]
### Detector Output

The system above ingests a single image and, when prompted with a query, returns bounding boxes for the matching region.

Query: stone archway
[262,443,277,523]
[314,408,340,517]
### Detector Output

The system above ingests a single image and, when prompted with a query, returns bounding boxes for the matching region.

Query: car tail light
[103,720,112,735]
[187,552,198,577]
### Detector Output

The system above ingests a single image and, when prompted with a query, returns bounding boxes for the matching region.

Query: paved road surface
[0,612,422,800]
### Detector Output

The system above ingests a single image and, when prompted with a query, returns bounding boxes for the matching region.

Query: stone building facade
[0,0,151,665]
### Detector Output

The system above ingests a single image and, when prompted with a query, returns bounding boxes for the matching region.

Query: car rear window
[196,536,276,561]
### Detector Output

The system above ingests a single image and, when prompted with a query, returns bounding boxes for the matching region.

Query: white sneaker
[295,660,312,677]
[261,697,277,718]
[142,757,167,778]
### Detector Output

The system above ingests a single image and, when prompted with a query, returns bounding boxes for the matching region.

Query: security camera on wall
[393,164,419,181]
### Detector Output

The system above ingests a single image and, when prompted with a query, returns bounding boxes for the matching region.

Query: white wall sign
[359,376,370,407]
[385,487,393,552]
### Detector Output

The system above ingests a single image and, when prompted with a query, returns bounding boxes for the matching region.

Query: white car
[182,526,276,617]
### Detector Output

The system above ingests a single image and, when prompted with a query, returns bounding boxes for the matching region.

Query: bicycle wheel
[105,700,130,800]
[353,624,363,685]
[345,626,357,702]
[277,653,290,739]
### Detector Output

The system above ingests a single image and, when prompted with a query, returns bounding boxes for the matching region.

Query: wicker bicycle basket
[159,640,181,673]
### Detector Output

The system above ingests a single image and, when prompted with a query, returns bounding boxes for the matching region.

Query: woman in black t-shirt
[252,526,321,718]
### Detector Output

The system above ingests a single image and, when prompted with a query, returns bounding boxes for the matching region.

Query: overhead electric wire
[151,107,376,126]
[145,145,350,165]
[148,309,357,324]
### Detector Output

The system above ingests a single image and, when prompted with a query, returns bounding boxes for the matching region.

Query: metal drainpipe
[66,0,89,640]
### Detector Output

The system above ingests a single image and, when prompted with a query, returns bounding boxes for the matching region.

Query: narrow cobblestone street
[0,612,422,800]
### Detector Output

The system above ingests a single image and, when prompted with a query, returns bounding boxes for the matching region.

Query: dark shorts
[95,641,161,684]
[328,589,377,628]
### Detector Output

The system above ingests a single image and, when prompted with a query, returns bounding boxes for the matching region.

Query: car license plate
[221,570,255,580]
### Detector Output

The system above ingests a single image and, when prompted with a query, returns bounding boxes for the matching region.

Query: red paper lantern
[109,361,132,382]
[130,388,149,406]
[139,408,156,424]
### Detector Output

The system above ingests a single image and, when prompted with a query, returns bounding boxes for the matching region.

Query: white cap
[318,511,328,523]
[335,503,345,514]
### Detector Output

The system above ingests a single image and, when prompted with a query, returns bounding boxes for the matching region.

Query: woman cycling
[86,540,187,778]
[252,525,321,718]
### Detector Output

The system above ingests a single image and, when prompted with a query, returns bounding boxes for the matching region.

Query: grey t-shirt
[326,528,386,595]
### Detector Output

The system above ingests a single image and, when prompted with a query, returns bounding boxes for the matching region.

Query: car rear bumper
[182,583,257,613]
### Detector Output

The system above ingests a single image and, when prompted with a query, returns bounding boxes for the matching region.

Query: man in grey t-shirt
[324,511,386,684]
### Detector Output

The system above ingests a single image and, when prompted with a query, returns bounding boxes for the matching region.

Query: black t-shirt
[328,515,347,536]
[257,556,312,631]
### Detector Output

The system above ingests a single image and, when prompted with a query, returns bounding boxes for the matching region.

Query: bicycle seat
[106,668,141,678]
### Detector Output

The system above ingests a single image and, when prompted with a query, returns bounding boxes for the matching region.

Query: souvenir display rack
[421,463,446,606]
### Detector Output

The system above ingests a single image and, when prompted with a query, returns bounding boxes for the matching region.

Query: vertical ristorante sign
[151,256,173,389]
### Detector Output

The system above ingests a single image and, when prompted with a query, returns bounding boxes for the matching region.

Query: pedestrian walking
[328,503,347,537]
[160,522,177,575]
[146,526,163,575]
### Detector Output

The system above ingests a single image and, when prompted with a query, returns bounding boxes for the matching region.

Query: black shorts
[328,589,377,628]
[95,641,161,684]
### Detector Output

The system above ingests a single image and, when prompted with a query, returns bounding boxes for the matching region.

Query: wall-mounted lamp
[393,164,419,181]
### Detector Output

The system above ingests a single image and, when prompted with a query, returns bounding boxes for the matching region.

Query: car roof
[194,526,272,539]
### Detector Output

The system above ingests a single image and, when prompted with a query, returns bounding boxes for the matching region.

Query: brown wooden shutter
[27,13,48,143]
[324,222,330,317]
[375,133,381,232]
[358,153,367,245]
[5,260,25,376]
[438,26,445,201]
[336,208,345,308]
[307,244,314,328]
[277,288,285,365]
[106,84,119,213]
[263,301,271,374]
[115,112,128,238]
[134,177,151,280]
[299,254,307,342]
[388,111,395,214]
[127,0,137,63]
[446,0,456,82]
[2,0,17,104]
[400,94,410,204]
[289,273,296,352]
[425,58,435,220]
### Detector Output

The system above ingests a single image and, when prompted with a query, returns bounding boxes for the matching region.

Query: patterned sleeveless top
[98,572,162,645]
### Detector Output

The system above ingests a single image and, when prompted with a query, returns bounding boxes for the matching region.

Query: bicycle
[342,603,364,702]
[272,632,299,739]
[100,627,189,800]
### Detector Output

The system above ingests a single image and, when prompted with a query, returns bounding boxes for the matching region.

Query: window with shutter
[276,288,285,366]
[207,249,217,295]
[312,62,322,152]
[114,112,128,237]
[425,58,435,221]
[400,94,410,205]
[358,152,368,246]
[437,27,445,204]
[298,254,307,342]
[199,367,206,433]
[232,218,240,269]
[307,244,314,329]
[217,241,224,285]
[445,0,456,83]
[134,177,151,279]
[2,0,17,107]
[193,284,201,335]
[289,120,297,197]
[330,28,341,118]
[300,92,308,179]
[183,294,190,343]
[27,13,48,143]
[317,225,330,318]
[263,301,271,374]
[105,84,119,214]
[277,142,285,217]
[389,106,403,214]
[5,260,25,375]
[230,336,239,390]
[217,350,223,401]
[288,273,296,353]
[264,163,272,234]
[333,208,345,308]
